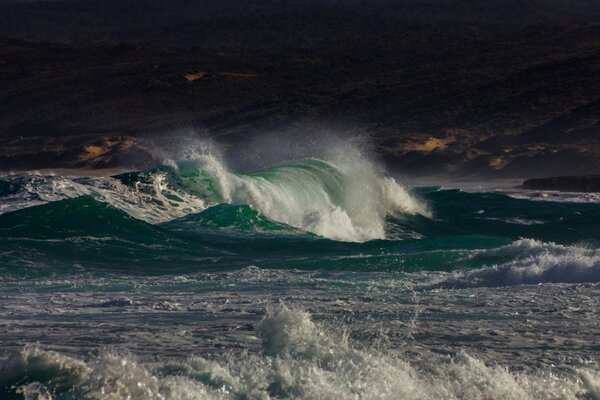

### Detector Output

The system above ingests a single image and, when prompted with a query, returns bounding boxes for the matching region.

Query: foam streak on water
[1,305,599,400]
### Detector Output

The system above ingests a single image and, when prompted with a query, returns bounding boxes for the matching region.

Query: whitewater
[1,144,600,399]
[0,152,428,242]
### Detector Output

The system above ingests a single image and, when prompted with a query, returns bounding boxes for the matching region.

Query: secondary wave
[436,239,600,287]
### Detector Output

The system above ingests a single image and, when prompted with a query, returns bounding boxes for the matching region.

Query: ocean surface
[1,149,600,399]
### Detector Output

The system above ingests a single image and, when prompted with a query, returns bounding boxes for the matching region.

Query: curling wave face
[0,154,428,242]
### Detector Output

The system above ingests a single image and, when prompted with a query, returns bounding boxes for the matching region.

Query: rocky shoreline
[523,175,600,193]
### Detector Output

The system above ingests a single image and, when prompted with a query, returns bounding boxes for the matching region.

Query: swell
[2,195,600,287]
[1,160,600,283]
[402,187,600,244]
[0,197,227,276]
[0,196,491,276]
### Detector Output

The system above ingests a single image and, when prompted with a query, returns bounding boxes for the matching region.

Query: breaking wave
[2,306,599,400]
[440,239,600,287]
[0,152,428,242]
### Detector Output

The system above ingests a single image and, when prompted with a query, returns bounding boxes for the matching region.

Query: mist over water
[1,137,429,242]
[1,136,600,399]
[3,305,600,400]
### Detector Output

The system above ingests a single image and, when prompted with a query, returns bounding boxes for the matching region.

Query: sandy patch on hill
[401,136,456,152]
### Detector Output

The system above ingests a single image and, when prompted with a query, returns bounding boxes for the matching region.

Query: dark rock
[523,175,600,192]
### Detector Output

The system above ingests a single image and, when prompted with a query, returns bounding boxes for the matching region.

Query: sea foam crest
[2,307,599,400]
[0,148,428,242]
[179,153,429,241]
[0,173,206,224]
[446,239,600,287]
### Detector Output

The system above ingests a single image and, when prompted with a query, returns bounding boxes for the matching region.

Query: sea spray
[440,239,600,287]
[0,150,428,242]
[2,307,599,399]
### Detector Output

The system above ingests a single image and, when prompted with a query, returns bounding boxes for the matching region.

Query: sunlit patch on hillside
[401,136,455,152]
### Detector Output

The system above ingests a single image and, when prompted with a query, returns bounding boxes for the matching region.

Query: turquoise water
[1,173,598,277]
[1,156,600,399]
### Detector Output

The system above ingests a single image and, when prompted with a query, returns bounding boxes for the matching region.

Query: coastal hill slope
[0,0,599,178]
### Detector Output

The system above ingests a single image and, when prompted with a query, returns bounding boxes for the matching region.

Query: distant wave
[439,239,600,287]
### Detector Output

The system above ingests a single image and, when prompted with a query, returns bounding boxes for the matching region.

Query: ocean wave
[2,306,599,400]
[218,158,426,241]
[0,151,428,242]
[443,239,600,287]
[503,189,600,204]
[0,172,207,224]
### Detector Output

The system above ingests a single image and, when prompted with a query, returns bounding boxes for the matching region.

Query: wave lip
[169,151,430,242]
[1,152,429,242]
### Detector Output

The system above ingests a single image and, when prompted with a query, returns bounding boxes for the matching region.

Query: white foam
[3,307,599,400]
[447,239,600,286]
[0,173,207,223]
[483,217,546,225]
[178,153,429,242]
[503,189,600,204]
[0,149,429,242]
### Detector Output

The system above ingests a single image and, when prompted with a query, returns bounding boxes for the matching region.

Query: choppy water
[1,150,600,399]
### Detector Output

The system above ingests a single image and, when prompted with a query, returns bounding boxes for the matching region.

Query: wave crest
[0,152,428,242]
[177,155,428,241]
[444,239,600,287]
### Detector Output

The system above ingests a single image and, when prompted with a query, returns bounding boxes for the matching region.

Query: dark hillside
[1,0,599,176]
